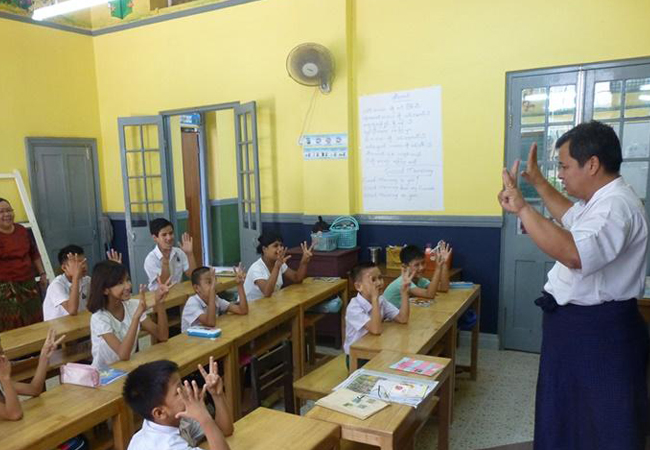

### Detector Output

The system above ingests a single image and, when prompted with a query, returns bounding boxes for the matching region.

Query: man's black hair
[555,120,622,174]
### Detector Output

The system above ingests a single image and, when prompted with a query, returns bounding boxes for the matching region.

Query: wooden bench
[293,353,348,411]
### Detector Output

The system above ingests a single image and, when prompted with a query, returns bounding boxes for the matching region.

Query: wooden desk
[200,407,341,450]
[639,298,650,322]
[0,384,129,450]
[273,278,349,375]
[0,278,236,361]
[307,350,452,450]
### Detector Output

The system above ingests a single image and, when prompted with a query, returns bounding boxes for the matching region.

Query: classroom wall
[0,18,100,222]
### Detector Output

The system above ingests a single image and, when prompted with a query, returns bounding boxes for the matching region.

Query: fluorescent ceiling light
[639,94,650,102]
[640,84,650,91]
[33,0,109,21]
[524,93,547,102]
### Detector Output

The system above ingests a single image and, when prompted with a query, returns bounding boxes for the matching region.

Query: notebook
[187,326,222,339]
[99,368,128,386]
[315,388,389,420]
[389,357,444,377]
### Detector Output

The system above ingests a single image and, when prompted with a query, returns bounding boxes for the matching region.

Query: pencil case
[187,326,222,339]
[60,362,100,387]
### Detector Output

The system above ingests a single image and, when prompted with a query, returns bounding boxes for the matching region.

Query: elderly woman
[0,198,48,331]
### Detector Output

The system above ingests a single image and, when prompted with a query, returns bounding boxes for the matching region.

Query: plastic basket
[330,216,359,249]
[310,231,338,252]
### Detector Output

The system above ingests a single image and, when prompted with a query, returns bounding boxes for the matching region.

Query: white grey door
[234,102,262,269]
[118,116,170,289]
[502,70,581,353]
[27,138,102,271]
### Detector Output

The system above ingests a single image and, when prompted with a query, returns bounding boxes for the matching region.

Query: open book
[316,388,389,420]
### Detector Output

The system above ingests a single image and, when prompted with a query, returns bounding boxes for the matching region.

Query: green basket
[330,216,359,249]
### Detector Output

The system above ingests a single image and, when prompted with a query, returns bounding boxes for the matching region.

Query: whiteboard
[359,86,443,212]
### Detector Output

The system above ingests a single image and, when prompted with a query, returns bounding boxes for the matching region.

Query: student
[43,245,90,320]
[123,358,232,450]
[144,218,196,291]
[243,231,314,301]
[0,329,65,420]
[88,260,171,370]
[382,241,452,308]
[181,266,249,333]
[344,262,412,368]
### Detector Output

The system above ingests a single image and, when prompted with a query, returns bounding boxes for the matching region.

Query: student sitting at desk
[123,358,232,450]
[88,261,171,370]
[0,329,65,420]
[243,230,314,301]
[382,241,452,308]
[181,266,249,333]
[144,218,197,291]
[344,262,412,368]
[43,245,89,320]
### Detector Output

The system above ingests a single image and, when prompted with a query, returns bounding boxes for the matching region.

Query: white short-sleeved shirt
[127,418,204,450]
[144,246,189,291]
[344,293,400,354]
[90,299,147,369]
[243,257,288,301]
[545,177,649,306]
[43,274,91,320]
[181,294,231,333]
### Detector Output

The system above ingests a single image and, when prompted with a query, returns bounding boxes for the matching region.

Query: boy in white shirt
[144,218,197,291]
[43,245,90,320]
[181,266,249,333]
[344,261,413,368]
[123,358,232,450]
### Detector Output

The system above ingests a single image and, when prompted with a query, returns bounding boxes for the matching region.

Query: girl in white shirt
[88,261,171,369]
[243,231,314,301]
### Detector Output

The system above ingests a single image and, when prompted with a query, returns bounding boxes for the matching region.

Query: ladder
[0,169,54,282]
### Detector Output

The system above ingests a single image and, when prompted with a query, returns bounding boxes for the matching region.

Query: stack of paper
[315,388,389,420]
[389,357,443,377]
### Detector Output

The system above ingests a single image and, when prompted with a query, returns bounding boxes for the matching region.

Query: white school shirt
[544,177,649,306]
[181,293,231,333]
[90,299,147,370]
[243,257,288,302]
[43,274,91,320]
[127,418,204,450]
[144,246,189,291]
[343,293,400,354]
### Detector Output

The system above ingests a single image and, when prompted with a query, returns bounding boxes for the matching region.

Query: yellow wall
[0,18,100,221]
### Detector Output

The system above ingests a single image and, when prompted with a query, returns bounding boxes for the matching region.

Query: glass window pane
[546,125,572,164]
[520,127,544,199]
[146,178,163,202]
[621,161,648,198]
[594,81,622,120]
[624,78,650,118]
[521,88,547,125]
[124,126,142,151]
[142,125,160,149]
[126,152,143,177]
[144,152,161,176]
[549,85,576,123]
[622,121,650,158]
[128,179,146,203]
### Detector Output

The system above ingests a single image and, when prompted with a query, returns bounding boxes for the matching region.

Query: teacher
[0,198,48,332]
[499,121,649,450]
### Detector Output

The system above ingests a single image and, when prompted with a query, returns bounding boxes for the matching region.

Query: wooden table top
[425,285,481,320]
[306,350,448,441]
[201,407,340,450]
[0,277,235,360]
[0,384,123,450]
[274,277,348,309]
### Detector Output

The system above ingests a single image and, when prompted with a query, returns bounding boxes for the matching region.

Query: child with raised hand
[243,230,314,301]
[181,266,249,333]
[344,262,412,368]
[144,218,197,291]
[123,359,231,450]
[43,245,90,320]
[88,260,172,370]
[0,329,65,420]
[382,241,453,308]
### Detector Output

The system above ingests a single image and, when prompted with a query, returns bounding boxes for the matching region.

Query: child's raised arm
[198,356,234,437]
[228,264,249,315]
[198,269,218,327]
[394,267,412,324]
[61,254,87,316]
[14,329,65,397]
[437,241,452,292]
[362,280,383,335]
[180,233,197,278]
[283,241,314,284]
[255,248,290,298]
[176,380,230,450]
[140,278,170,342]
[0,355,22,420]
[101,286,148,361]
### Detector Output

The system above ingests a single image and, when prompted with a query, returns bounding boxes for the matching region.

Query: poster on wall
[359,86,444,212]
[300,133,348,160]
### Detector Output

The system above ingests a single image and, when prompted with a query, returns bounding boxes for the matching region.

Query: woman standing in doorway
[0,198,48,331]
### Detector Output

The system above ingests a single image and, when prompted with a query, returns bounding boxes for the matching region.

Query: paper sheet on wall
[359,86,443,212]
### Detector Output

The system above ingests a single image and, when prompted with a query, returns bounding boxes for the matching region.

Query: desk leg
[340,286,349,350]
[470,292,481,381]
[437,373,451,450]
[443,323,457,422]
[349,350,358,372]
[291,313,303,379]
[223,347,237,422]
[112,399,132,450]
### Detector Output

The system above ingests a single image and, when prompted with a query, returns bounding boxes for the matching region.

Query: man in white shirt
[499,121,649,450]
[144,218,196,291]
[43,245,90,320]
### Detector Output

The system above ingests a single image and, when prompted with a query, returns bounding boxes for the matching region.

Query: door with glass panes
[501,60,650,352]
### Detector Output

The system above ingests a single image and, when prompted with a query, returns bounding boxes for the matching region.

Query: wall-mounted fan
[286,43,335,94]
